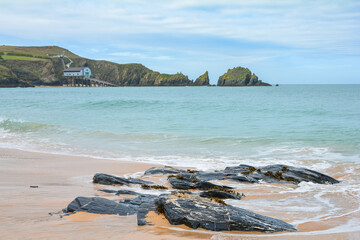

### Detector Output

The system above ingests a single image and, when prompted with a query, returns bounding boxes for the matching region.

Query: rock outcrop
[93,173,153,185]
[217,66,270,86]
[59,164,339,232]
[194,71,210,86]
[144,166,185,175]
[64,192,296,232]
[153,72,193,86]
[66,196,138,215]
[222,164,339,184]
[156,193,296,232]
[168,174,233,190]
[145,164,339,185]
[1,46,274,87]
[0,46,196,87]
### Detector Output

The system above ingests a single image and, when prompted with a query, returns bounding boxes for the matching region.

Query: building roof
[64,67,86,72]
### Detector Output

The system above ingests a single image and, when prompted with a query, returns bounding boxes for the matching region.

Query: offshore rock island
[217,67,271,86]
[0,45,271,87]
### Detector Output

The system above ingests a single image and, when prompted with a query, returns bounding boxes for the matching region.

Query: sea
[1,84,360,236]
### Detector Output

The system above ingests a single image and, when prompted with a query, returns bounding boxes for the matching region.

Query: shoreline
[0,147,359,239]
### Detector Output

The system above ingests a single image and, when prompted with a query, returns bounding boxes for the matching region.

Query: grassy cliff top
[0,45,80,58]
[220,67,251,80]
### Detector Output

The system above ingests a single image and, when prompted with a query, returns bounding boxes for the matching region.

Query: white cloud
[0,0,359,55]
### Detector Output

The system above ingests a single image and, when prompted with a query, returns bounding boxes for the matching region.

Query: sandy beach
[0,147,359,240]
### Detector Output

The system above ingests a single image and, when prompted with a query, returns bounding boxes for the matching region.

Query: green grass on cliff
[220,67,251,80]
[1,55,49,61]
[0,45,79,59]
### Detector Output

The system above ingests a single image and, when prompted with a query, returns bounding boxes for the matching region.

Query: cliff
[0,46,193,87]
[0,65,32,87]
[194,71,210,86]
[217,67,270,86]
[0,46,271,87]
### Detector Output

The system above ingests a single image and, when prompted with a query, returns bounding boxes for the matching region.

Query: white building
[64,67,91,79]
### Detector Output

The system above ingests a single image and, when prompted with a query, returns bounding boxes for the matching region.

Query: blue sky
[1,0,359,84]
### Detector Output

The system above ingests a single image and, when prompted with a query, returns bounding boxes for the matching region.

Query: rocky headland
[56,164,339,233]
[0,46,270,87]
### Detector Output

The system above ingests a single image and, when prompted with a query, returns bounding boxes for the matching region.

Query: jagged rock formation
[217,66,270,86]
[143,164,339,185]
[0,46,274,87]
[194,71,209,86]
[156,193,297,232]
[58,165,339,232]
[64,192,297,232]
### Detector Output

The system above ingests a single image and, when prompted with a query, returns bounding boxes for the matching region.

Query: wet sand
[0,148,359,239]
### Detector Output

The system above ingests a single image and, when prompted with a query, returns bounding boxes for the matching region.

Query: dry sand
[0,148,359,240]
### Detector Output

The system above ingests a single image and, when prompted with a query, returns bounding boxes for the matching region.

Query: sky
[1,0,360,84]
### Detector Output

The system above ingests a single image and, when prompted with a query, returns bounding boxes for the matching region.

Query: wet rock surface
[222,164,339,184]
[144,166,185,175]
[60,164,339,233]
[199,189,243,200]
[66,196,138,215]
[156,194,296,232]
[93,173,153,185]
[149,164,339,185]
[168,174,233,190]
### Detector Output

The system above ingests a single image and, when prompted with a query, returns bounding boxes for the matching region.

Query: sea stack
[194,71,210,86]
[217,66,271,86]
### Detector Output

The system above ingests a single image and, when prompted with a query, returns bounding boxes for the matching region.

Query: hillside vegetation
[0,45,270,87]
[0,45,196,87]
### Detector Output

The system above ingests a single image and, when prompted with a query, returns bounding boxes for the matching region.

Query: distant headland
[0,45,271,87]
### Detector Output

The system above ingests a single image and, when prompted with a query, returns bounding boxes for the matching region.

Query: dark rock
[93,173,153,185]
[119,194,157,206]
[195,172,228,181]
[200,190,242,200]
[260,164,339,184]
[137,201,157,226]
[118,193,159,226]
[96,188,159,226]
[143,164,338,186]
[168,174,233,190]
[66,196,137,215]
[223,164,339,184]
[98,189,143,196]
[225,175,259,183]
[115,189,144,196]
[196,181,233,190]
[98,189,118,194]
[156,194,296,232]
[144,166,185,175]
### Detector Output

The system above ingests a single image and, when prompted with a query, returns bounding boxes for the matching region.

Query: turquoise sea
[1,85,360,235]
[0,85,359,168]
